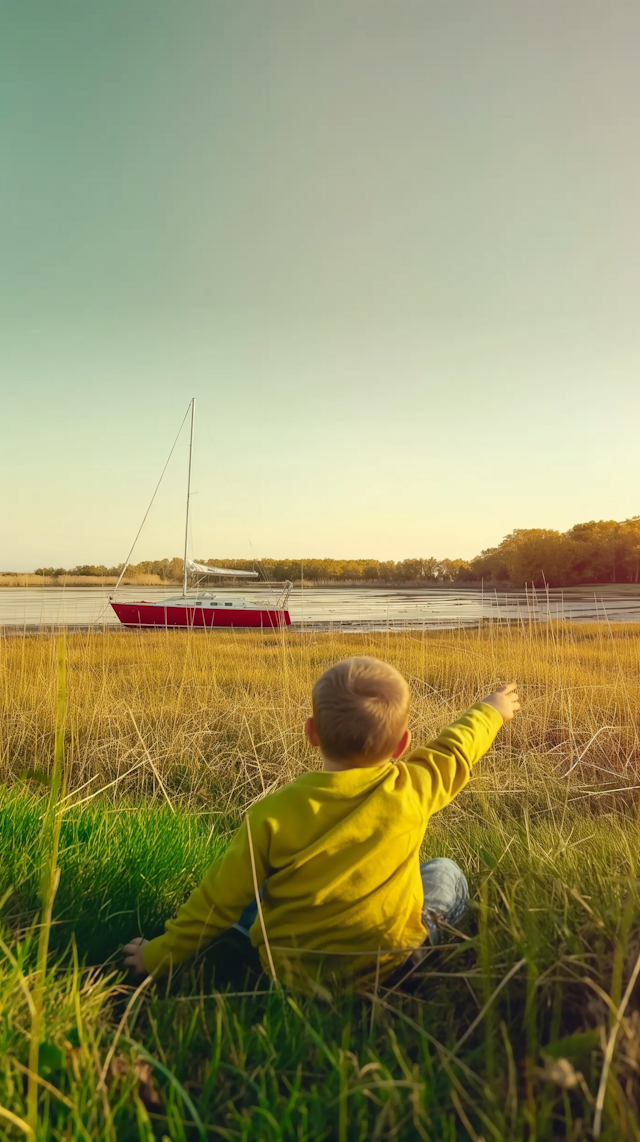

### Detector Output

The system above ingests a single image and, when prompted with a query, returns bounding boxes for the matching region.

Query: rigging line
[111,402,192,598]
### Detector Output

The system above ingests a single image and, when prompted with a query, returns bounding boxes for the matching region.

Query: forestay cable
[111,403,192,597]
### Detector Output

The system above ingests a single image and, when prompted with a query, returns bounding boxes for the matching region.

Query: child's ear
[305,716,320,748]
[391,729,411,759]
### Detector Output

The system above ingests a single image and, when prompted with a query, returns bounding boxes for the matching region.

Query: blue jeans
[234,857,469,947]
[419,857,469,943]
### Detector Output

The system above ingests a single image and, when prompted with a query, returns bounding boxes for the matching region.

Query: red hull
[110,601,291,629]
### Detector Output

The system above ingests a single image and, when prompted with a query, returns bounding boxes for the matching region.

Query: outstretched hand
[123,936,149,974]
[481,682,520,722]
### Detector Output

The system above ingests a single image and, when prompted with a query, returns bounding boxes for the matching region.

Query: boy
[124,657,519,988]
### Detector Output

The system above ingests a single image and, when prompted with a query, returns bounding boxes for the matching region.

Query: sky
[2,1,640,570]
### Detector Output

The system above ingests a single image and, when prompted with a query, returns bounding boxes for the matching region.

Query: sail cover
[187,559,259,579]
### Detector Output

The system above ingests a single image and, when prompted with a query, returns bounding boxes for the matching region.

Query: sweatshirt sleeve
[406,701,503,818]
[143,813,270,976]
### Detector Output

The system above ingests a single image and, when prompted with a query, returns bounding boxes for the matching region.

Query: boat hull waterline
[110,601,291,629]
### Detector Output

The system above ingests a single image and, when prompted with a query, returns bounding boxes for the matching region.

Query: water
[1,584,640,630]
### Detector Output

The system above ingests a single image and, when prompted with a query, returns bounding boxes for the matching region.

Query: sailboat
[110,399,292,629]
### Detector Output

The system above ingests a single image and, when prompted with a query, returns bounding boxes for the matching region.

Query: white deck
[141,596,276,610]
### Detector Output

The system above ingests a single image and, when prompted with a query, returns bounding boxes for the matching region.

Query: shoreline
[1,578,639,593]
[3,615,639,636]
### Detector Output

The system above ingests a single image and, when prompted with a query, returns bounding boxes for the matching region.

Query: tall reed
[1,624,639,818]
[26,638,69,1133]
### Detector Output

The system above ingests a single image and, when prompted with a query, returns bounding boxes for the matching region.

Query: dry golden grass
[1,622,639,817]
[0,573,170,587]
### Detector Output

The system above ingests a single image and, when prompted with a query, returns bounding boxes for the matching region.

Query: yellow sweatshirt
[143,702,503,987]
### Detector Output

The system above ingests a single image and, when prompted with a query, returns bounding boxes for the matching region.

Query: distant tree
[470,548,510,582]
[455,562,479,582]
[379,561,398,581]
[436,558,473,582]
[396,558,438,582]
[71,565,110,577]
[620,518,640,584]
[299,560,323,581]
[567,520,634,584]
[497,529,576,587]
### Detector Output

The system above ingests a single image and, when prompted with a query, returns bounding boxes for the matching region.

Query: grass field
[1,623,640,1140]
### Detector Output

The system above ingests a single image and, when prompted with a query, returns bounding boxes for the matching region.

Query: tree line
[34,557,184,581]
[471,517,640,586]
[34,516,640,587]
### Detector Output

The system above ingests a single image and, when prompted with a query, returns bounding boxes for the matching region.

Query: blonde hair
[311,656,410,765]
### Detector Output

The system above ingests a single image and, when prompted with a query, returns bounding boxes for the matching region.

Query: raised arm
[407,684,519,816]
[132,813,270,976]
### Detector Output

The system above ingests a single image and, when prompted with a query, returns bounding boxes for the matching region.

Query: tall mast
[183,397,196,596]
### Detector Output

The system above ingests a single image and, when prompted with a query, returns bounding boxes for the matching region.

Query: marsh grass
[2,623,640,812]
[1,624,640,1138]
[0,574,168,588]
